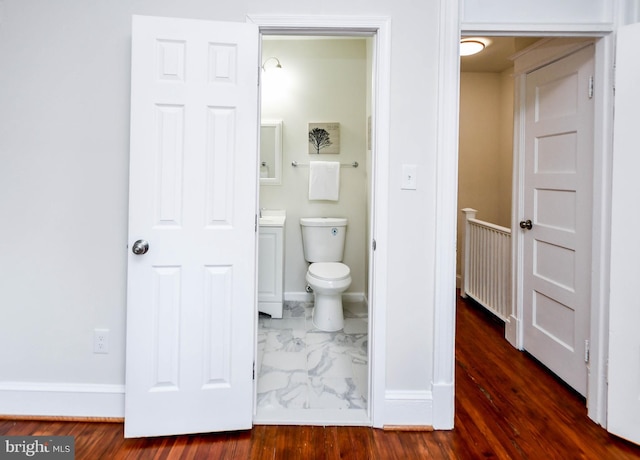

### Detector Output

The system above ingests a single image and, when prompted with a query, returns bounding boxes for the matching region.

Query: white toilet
[300,217,352,332]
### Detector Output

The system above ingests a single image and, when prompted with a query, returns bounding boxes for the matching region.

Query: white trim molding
[431,0,460,431]
[247,14,391,32]
[512,37,595,75]
[461,23,614,35]
[507,71,527,351]
[0,382,125,418]
[588,33,615,428]
[384,390,433,426]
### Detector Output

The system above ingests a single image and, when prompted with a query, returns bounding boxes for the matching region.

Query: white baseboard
[431,382,454,430]
[284,291,313,302]
[284,292,366,303]
[0,383,446,428]
[0,382,125,418]
[384,390,433,426]
[506,314,522,350]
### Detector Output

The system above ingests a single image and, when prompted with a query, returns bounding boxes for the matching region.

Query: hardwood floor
[3,294,640,459]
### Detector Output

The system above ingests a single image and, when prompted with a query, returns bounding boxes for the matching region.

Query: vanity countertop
[259,209,286,227]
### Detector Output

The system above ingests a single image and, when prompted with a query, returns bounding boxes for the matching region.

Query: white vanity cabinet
[258,211,285,318]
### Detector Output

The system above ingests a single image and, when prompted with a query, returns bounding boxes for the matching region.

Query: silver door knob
[132,240,149,255]
[519,219,533,230]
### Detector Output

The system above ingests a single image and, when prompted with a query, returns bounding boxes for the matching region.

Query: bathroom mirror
[260,120,282,185]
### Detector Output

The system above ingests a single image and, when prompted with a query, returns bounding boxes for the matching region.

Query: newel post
[460,208,477,299]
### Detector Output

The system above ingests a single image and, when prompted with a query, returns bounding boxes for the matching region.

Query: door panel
[522,45,594,396]
[535,133,578,173]
[125,15,259,438]
[607,22,640,446]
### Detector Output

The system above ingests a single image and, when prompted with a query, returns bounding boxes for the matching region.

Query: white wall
[462,0,614,27]
[259,38,368,297]
[0,1,132,387]
[0,0,620,423]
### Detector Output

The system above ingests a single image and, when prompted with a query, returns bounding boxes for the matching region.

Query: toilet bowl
[299,217,351,332]
[306,262,352,331]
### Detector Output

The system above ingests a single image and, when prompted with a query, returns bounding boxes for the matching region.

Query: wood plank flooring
[2,294,640,459]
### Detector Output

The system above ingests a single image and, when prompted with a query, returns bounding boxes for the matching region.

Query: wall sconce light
[261,57,283,71]
[460,39,486,56]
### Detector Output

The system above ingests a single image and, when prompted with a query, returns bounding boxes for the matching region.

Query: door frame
[437,1,615,427]
[510,33,613,427]
[247,14,391,429]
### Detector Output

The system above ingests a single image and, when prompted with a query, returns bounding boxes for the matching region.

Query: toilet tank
[300,217,348,262]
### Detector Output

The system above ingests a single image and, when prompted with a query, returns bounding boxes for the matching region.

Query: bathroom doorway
[255,33,375,425]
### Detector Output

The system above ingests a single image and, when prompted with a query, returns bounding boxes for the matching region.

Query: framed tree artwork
[308,122,340,154]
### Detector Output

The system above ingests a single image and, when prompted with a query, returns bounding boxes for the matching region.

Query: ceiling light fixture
[460,39,486,56]
[261,56,282,71]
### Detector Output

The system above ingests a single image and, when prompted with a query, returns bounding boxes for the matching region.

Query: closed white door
[522,45,594,396]
[125,15,259,438]
[607,22,640,446]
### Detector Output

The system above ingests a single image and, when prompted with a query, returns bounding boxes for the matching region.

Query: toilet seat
[308,262,350,281]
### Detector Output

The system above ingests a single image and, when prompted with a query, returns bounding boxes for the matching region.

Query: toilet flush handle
[132,239,149,255]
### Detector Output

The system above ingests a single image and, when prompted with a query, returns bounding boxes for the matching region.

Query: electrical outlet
[94,329,109,354]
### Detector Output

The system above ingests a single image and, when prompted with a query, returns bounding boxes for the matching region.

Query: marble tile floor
[256,300,369,416]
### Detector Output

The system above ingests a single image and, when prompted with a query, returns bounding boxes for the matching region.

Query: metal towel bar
[291,161,358,168]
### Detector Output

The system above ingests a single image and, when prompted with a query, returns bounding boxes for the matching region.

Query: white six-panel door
[522,45,594,396]
[607,22,640,446]
[125,15,259,438]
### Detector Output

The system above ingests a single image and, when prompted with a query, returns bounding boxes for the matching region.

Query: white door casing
[250,14,392,429]
[607,22,640,446]
[521,45,594,396]
[125,15,259,438]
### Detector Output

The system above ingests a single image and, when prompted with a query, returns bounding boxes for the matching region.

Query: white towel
[308,161,340,201]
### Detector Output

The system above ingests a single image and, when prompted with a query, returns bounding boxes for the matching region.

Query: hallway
[452,294,639,458]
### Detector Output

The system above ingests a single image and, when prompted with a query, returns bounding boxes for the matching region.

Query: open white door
[607,22,640,446]
[125,15,259,438]
[521,45,594,396]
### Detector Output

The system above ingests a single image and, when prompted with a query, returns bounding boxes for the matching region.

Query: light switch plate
[401,164,417,190]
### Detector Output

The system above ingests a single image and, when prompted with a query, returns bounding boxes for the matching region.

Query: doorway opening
[255,32,376,425]
[456,34,604,414]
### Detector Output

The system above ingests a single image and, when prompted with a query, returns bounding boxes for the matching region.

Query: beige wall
[260,38,369,296]
[457,69,514,282]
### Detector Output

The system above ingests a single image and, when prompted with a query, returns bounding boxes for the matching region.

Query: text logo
[0,437,74,459]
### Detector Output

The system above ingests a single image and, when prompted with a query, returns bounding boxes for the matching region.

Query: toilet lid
[308,262,350,281]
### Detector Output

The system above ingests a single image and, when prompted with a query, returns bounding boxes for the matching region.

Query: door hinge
[584,339,590,363]
[612,64,616,94]
[255,214,258,233]
[253,361,255,380]
[372,239,377,251]
[588,76,594,99]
